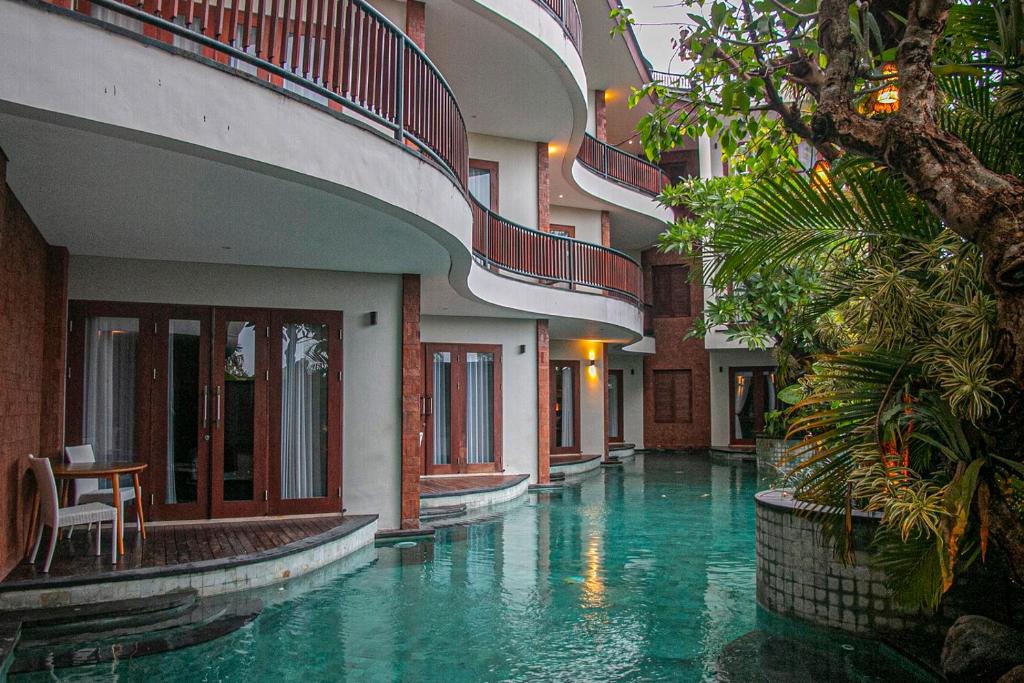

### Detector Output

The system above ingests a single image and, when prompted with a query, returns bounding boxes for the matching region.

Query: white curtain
[559,366,575,448]
[465,352,494,464]
[84,317,139,464]
[432,353,451,465]
[280,325,327,499]
[733,372,751,437]
[766,371,777,412]
[468,169,491,208]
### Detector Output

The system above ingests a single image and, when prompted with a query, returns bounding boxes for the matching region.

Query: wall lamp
[587,350,598,378]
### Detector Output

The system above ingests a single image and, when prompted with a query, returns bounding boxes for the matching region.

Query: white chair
[28,455,118,572]
[64,444,140,540]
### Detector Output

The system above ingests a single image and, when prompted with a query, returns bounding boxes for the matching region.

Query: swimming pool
[21,453,932,681]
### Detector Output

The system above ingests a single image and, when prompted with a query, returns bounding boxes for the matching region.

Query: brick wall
[0,152,68,578]
[641,247,711,448]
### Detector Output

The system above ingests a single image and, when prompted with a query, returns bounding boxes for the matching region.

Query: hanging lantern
[869,63,899,115]
[811,158,832,190]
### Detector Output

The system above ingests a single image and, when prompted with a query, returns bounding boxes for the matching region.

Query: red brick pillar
[39,245,69,460]
[536,320,550,483]
[537,142,550,232]
[406,1,426,49]
[594,90,607,142]
[400,274,422,529]
[600,210,611,247]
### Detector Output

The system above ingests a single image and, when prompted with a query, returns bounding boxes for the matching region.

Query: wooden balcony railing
[472,199,643,304]
[80,0,468,187]
[535,0,582,51]
[577,133,671,197]
[650,70,694,93]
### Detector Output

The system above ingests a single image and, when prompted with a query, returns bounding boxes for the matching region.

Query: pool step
[419,504,467,522]
[15,590,199,641]
[8,593,261,674]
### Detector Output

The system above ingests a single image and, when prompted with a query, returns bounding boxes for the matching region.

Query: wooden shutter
[652,265,691,317]
[653,369,693,423]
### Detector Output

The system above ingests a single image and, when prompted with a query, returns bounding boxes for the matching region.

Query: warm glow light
[869,63,899,115]
[587,362,598,379]
[548,142,561,155]
[811,158,832,190]
[587,350,596,361]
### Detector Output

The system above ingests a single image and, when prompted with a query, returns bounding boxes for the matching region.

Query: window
[730,367,777,444]
[468,159,499,211]
[651,264,691,318]
[653,369,692,423]
[549,224,576,238]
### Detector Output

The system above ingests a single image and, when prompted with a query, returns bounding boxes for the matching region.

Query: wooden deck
[420,474,529,497]
[3,515,345,584]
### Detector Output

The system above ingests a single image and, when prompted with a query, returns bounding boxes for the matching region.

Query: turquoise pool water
[28,453,932,682]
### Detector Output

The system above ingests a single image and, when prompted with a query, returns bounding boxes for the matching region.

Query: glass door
[149,307,210,520]
[211,309,270,517]
[423,344,502,474]
[607,369,624,443]
[730,367,777,445]
[551,361,580,454]
[269,310,343,514]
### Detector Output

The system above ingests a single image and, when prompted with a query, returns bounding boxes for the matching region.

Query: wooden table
[50,461,148,556]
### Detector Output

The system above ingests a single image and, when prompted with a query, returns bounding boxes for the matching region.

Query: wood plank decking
[3,515,345,584]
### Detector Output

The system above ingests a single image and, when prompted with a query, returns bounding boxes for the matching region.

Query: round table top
[51,460,147,478]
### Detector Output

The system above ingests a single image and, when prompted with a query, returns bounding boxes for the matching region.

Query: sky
[622,0,689,73]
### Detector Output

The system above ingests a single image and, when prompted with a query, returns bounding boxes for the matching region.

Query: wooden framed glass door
[607,369,624,443]
[149,307,211,520]
[423,343,502,474]
[551,361,581,454]
[268,310,343,514]
[729,367,777,445]
[210,309,270,517]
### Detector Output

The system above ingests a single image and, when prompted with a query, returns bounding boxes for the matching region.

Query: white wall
[608,352,644,447]
[420,315,539,481]
[68,256,404,528]
[467,133,538,228]
[372,0,406,28]
[550,339,606,456]
[586,89,597,136]
[549,205,602,245]
[708,348,776,448]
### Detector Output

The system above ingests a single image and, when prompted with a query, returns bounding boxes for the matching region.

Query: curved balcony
[577,133,670,197]
[534,0,582,51]
[471,198,642,304]
[80,0,468,187]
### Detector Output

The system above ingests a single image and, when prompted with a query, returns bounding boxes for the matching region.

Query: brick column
[400,274,422,528]
[594,90,607,142]
[537,142,550,232]
[600,210,611,247]
[406,0,426,49]
[536,320,550,483]
[39,245,69,460]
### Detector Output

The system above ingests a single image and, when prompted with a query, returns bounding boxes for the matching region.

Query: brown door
[551,361,581,454]
[423,344,502,474]
[66,301,157,514]
[729,367,777,445]
[607,369,624,443]
[210,309,270,518]
[149,306,211,520]
[268,310,343,514]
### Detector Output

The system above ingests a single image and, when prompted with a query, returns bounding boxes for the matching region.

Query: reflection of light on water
[581,536,605,608]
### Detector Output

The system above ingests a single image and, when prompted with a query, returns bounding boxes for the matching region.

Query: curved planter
[755,490,932,636]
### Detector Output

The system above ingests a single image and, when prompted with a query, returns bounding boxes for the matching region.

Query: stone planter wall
[755,489,931,636]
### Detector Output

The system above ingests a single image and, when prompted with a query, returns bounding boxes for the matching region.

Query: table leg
[112,477,123,556]
[132,473,146,540]
[24,491,39,560]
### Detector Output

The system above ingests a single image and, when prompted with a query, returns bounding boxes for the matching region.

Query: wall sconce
[366,311,378,326]
[518,344,526,354]
[588,359,598,378]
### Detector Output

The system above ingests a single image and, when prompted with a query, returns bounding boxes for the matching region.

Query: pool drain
[394,541,417,549]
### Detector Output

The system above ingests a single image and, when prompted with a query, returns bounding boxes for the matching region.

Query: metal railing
[534,0,582,51]
[471,198,643,303]
[650,70,693,93]
[80,0,468,187]
[577,133,670,197]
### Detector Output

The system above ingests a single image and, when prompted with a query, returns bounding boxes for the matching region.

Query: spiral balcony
[577,133,670,197]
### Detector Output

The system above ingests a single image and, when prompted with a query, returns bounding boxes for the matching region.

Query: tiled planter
[755,490,931,635]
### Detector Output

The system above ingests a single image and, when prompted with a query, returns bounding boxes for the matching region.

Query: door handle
[214,385,222,427]
[203,384,209,428]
